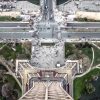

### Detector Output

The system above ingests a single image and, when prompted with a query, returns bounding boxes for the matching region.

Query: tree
[2,82,13,98]
[85,82,95,94]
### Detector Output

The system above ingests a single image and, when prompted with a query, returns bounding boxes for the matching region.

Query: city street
[0,22,29,27]
[42,0,54,21]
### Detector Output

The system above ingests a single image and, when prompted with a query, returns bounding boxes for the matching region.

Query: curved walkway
[0,58,22,89]
[0,43,7,50]
[92,42,100,50]
[74,47,94,78]
[90,47,94,68]
[75,64,100,79]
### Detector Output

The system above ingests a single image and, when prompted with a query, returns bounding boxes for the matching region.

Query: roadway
[0,22,30,27]
[0,21,100,28]
[67,22,100,28]
[1,31,100,41]
[62,32,100,39]
[0,22,31,33]
[42,0,54,21]
[47,0,54,21]
[1,16,100,41]
[0,32,33,39]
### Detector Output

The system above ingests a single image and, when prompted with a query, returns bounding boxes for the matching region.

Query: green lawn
[77,43,100,66]
[74,17,100,22]
[93,46,100,66]
[0,16,22,21]
[0,43,5,48]
[65,43,75,58]
[29,0,40,5]
[65,43,92,61]
[74,68,100,100]
[0,97,2,100]
[0,45,16,60]
[20,0,40,5]
[0,43,31,60]
[4,74,22,97]
[0,74,22,100]
[24,0,68,5]
[57,0,68,5]
[80,46,92,61]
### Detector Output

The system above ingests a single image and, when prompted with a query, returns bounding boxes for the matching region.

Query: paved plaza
[31,40,65,68]
[58,0,100,14]
[16,1,40,13]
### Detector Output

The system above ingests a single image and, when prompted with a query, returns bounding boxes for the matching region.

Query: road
[1,22,100,41]
[0,31,100,41]
[42,0,54,21]
[2,22,100,28]
[0,22,30,27]
[67,22,100,28]
[0,32,33,39]
[62,32,100,39]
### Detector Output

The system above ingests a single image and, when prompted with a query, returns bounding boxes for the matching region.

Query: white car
[45,6,48,9]
[29,30,34,33]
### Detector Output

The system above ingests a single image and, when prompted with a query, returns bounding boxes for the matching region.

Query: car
[17,25,20,28]
[45,6,48,9]
[68,35,71,37]
[29,30,34,33]
[51,14,53,18]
